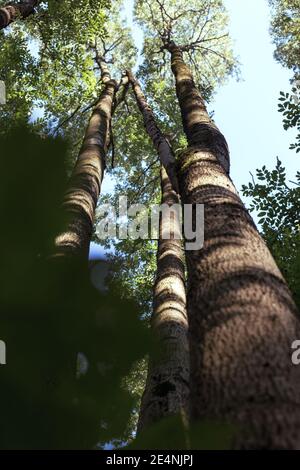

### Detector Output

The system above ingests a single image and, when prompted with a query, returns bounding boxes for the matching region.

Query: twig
[250,172,256,187]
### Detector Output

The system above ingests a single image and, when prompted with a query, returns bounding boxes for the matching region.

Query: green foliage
[278,88,300,152]
[270,0,300,154]
[242,159,300,309]
[135,0,238,94]
[0,27,38,133]
[0,0,111,41]
[114,357,147,447]
[2,0,137,172]
[247,3,300,312]
[269,0,300,73]
[0,0,111,142]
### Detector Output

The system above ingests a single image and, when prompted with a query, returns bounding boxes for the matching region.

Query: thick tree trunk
[54,78,118,259]
[169,44,300,449]
[138,166,189,433]
[126,70,179,193]
[0,0,39,30]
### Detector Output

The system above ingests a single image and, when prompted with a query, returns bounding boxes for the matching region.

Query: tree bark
[168,44,300,449]
[137,166,189,433]
[127,72,189,431]
[54,76,118,259]
[126,70,179,193]
[0,0,39,30]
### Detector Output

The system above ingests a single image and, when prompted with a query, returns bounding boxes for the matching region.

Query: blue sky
[213,0,298,186]
[90,0,299,259]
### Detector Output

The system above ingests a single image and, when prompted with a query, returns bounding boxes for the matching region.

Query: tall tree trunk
[127,72,189,432]
[54,76,118,259]
[0,0,39,30]
[138,166,189,433]
[168,43,300,449]
[126,70,178,193]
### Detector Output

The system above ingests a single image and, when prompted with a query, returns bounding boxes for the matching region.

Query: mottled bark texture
[0,0,39,29]
[169,44,300,449]
[54,78,117,259]
[138,166,189,433]
[126,70,179,193]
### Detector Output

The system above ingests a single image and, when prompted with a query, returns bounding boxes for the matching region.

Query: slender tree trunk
[127,72,189,432]
[126,70,179,193]
[54,76,118,259]
[138,166,189,433]
[0,0,39,30]
[168,44,300,449]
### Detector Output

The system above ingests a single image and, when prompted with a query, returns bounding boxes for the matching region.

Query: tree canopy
[269,0,300,73]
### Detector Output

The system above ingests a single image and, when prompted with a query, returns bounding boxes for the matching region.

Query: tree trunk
[54,78,118,259]
[138,166,189,433]
[127,71,189,432]
[0,0,39,30]
[168,44,300,449]
[126,70,179,193]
